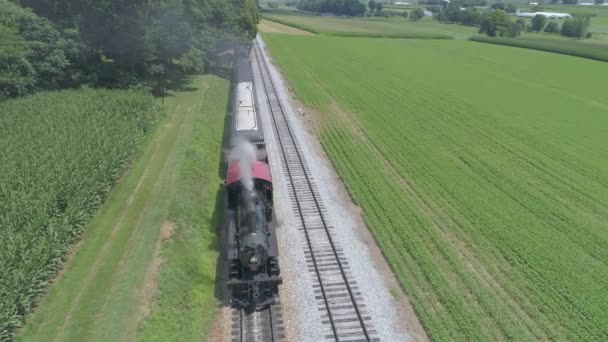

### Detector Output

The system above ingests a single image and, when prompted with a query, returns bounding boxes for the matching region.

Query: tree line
[297,0,367,16]
[0,0,259,99]
[431,0,591,38]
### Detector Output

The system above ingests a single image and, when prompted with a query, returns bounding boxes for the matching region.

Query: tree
[479,9,515,37]
[550,0,559,3]
[1,0,261,96]
[490,2,505,10]
[376,3,384,13]
[299,0,367,15]
[268,1,280,8]
[445,0,463,22]
[561,16,590,38]
[505,3,518,13]
[368,0,377,12]
[0,0,74,96]
[531,14,547,32]
[561,0,577,4]
[516,18,527,31]
[410,8,425,21]
[505,21,522,37]
[460,7,481,26]
[595,0,604,4]
[544,21,560,33]
[402,10,409,18]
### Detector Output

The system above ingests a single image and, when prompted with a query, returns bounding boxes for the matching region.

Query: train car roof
[227,160,272,185]
[236,57,252,83]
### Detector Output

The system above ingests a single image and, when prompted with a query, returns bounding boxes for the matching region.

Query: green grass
[264,34,608,341]
[264,14,477,39]
[17,75,228,341]
[0,89,160,341]
[470,35,608,62]
[136,76,228,341]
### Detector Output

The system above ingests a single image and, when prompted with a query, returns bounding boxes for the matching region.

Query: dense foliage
[433,1,522,37]
[531,14,547,32]
[0,0,259,98]
[478,9,522,37]
[470,35,608,61]
[561,16,590,38]
[0,89,161,339]
[297,0,367,16]
[420,0,487,5]
[265,34,608,341]
[544,21,560,33]
[0,1,77,99]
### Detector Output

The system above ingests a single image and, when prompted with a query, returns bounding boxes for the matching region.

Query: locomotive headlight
[250,255,258,265]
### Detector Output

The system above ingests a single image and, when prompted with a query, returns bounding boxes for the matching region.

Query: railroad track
[231,301,283,342]
[253,40,378,342]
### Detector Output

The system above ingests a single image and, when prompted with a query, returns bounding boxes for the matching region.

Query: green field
[470,35,608,61]
[264,34,608,340]
[0,89,160,340]
[16,75,227,341]
[264,12,608,46]
[264,14,478,39]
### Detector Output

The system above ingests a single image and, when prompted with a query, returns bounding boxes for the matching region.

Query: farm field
[264,14,476,39]
[259,18,314,35]
[263,34,608,340]
[17,75,228,341]
[0,89,161,340]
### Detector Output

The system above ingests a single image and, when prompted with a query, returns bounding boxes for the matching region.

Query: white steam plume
[228,138,257,190]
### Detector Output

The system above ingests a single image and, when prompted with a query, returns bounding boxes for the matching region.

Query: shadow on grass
[213,76,234,308]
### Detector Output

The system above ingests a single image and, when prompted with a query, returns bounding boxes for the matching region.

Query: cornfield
[0,88,161,339]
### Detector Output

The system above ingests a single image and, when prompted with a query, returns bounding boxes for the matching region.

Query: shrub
[544,21,560,33]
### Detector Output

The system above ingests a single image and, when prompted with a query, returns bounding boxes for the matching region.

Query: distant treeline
[419,0,487,6]
[0,0,259,99]
[297,0,367,16]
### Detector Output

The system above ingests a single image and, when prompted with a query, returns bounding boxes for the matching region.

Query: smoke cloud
[228,138,257,190]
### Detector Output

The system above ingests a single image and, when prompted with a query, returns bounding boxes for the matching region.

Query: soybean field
[0,89,160,339]
[264,34,608,340]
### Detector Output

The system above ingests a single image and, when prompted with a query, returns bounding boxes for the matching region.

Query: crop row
[470,36,608,62]
[264,34,608,340]
[0,89,161,339]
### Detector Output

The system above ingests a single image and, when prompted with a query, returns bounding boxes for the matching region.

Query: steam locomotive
[225,47,281,310]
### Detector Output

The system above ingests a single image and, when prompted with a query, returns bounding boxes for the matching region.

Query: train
[225,47,281,310]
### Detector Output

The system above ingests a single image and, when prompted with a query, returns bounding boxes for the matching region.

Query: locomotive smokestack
[228,138,257,191]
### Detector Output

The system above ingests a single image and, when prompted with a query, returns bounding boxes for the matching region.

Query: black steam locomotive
[225,47,281,310]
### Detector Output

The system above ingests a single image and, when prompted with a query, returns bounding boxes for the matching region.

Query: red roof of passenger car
[227,160,272,185]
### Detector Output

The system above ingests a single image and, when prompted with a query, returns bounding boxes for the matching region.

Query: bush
[479,9,520,37]
[544,21,560,33]
[402,10,409,18]
[531,14,547,32]
[410,8,424,21]
[268,1,280,8]
[561,17,590,38]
